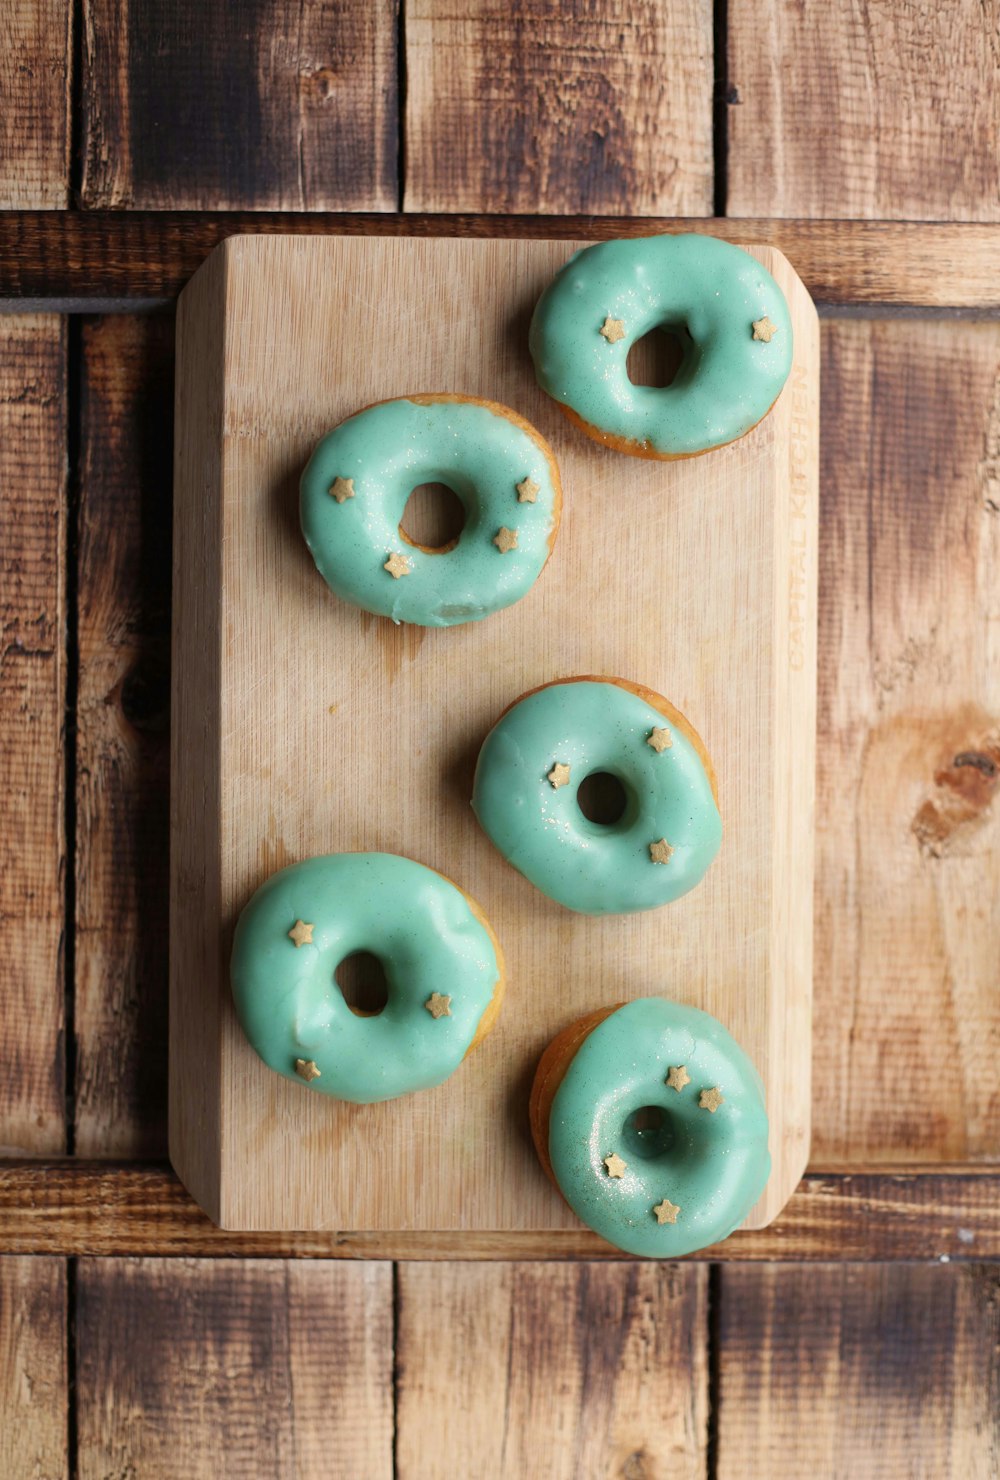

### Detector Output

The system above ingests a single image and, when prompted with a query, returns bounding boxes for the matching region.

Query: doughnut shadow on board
[273,448,325,582]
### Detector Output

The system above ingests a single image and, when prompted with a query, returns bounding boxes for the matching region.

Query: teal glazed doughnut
[529,233,793,458]
[230,853,504,1102]
[531,999,771,1257]
[471,677,722,915]
[300,394,561,627]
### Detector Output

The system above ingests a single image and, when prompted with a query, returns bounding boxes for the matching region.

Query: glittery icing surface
[548,998,771,1256]
[471,680,722,914]
[299,397,559,626]
[529,233,793,455]
[230,853,501,1103]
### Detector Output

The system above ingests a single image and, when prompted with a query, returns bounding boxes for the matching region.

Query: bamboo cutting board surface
[170,234,818,1234]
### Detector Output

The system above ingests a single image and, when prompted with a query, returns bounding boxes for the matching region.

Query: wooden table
[1,4,998,1476]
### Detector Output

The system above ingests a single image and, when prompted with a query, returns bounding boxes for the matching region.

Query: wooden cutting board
[170,233,819,1235]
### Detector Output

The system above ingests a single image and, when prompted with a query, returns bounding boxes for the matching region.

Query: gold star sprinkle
[653,1198,680,1225]
[425,992,452,1019]
[329,476,355,503]
[604,1153,628,1179]
[288,919,314,948]
[516,476,539,504]
[647,727,673,753]
[699,1087,724,1113]
[493,527,518,554]
[752,316,778,343]
[600,316,626,344]
[649,839,674,865]
[383,552,411,579]
[666,1065,691,1093]
[547,762,571,789]
[295,1058,321,1082]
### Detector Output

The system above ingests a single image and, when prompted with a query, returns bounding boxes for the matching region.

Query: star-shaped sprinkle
[600,316,626,344]
[653,1198,680,1225]
[666,1064,691,1093]
[295,1058,321,1082]
[752,316,778,343]
[604,1153,628,1178]
[383,552,411,579]
[516,476,540,504]
[288,919,314,948]
[699,1087,724,1113]
[647,727,673,753]
[329,476,355,503]
[547,762,571,789]
[425,992,452,1019]
[493,527,518,554]
[649,839,674,865]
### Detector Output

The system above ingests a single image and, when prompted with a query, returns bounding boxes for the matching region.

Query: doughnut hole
[626,325,689,388]
[334,951,390,1017]
[399,481,465,553]
[622,1104,676,1162]
[576,771,628,827]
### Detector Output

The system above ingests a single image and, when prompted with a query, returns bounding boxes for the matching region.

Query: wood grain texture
[815,320,1000,1164]
[0,1257,67,1480]
[75,316,174,1157]
[404,0,713,215]
[717,1264,1000,1478]
[80,0,397,210]
[76,1256,394,1479]
[0,0,72,207]
[728,0,1000,220]
[2,213,999,308]
[0,316,66,1155]
[396,1262,707,1477]
[2,1163,999,1260]
[170,235,818,1233]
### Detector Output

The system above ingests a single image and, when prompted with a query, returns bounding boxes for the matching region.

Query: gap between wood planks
[0,214,998,311]
[0,1163,997,1261]
[63,318,82,1159]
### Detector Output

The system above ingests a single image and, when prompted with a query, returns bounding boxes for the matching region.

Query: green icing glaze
[300,397,559,627]
[471,680,722,915]
[529,233,793,456]
[547,998,770,1257]
[230,853,501,1103]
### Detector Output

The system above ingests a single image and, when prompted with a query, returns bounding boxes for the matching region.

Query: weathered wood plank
[396,1263,707,1477]
[728,0,1000,220]
[0,1257,67,1480]
[1,1163,998,1261]
[80,0,397,210]
[0,317,66,1155]
[1,213,998,309]
[76,1257,394,1478]
[815,321,1000,1164]
[75,316,174,1157]
[0,1,72,207]
[404,0,713,215]
[717,1265,1000,1478]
